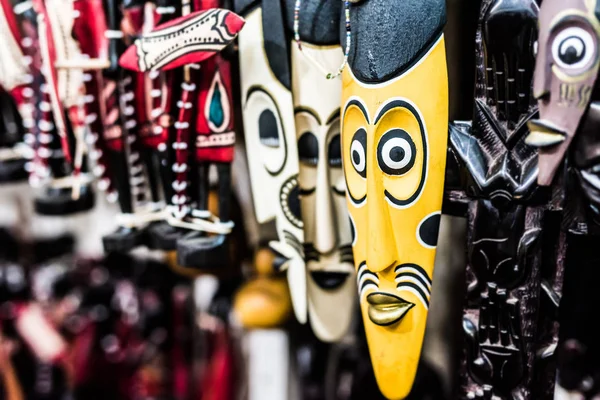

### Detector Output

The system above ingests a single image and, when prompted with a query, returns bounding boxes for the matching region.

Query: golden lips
[367,292,414,326]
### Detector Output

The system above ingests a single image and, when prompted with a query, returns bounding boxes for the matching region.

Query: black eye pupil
[259,110,280,147]
[328,134,341,167]
[560,37,585,65]
[389,147,405,163]
[352,150,361,165]
[377,129,416,176]
[350,128,367,178]
[298,132,319,166]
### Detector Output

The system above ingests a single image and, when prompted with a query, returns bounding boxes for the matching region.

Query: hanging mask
[527,0,600,185]
[287,0,355,342]
[236,0,306,323]
[341,0,448,398]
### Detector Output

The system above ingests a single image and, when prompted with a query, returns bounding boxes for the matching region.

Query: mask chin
[307,267,356,342]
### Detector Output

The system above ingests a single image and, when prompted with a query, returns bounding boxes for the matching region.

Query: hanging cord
[293,0,351,80]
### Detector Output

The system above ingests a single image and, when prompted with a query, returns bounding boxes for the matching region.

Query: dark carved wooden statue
[445,0,565,398]
[528,0,600,397]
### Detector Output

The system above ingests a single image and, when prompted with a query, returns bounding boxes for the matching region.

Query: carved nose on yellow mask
[366,154,396,273]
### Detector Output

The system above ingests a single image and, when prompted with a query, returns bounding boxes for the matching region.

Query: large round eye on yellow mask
[375,101,427,207]
[350,129,367,178]
[342,102,369,205]
[377,129,416,175]
[343,129,367,203]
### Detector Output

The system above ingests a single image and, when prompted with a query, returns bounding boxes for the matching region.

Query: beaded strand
[293,0,351,80]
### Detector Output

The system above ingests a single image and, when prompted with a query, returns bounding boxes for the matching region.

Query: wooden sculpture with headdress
[340,0,448,398]
[444,0,567,397]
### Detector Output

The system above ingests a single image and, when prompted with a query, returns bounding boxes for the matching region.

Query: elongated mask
[341,0,448,397]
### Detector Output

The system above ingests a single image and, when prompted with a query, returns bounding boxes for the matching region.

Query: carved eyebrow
[294,106,321,125]
[326,108,341,126]
[374,99,414,125]
[343,98,370,124]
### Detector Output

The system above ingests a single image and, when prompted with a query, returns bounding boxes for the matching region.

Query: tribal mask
[288,0,355,342]
[527,0,600,185]
[341,0,448,398]
[236,0,306,323]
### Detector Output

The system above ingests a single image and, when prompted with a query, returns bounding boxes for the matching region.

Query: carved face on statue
[237,1,306,323]
[527,0,600,185]
[341,0,447,397]
[450,0,540,206]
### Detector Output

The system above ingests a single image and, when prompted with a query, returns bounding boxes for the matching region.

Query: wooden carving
[236,0,306,323]
[31,0,98,215]
[527,0,600,187]
[176,7,238,269]
[284,0,355,343]
[447,0,566,398]
[101,0,154,253]
[120,0,243,263]
[530,0,600,397]
[340,0,448,398]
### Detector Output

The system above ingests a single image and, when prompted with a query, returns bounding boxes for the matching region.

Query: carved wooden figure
[235,0,306,323]
[175,0,239,269]
[101,0,157,253]
[4,0,59,190]
[119,4,243,262]
[530,0,600,397]
[445,0,568,398]
[340,0,448,398]
[71,0,117,202]
[284,0,355,343]
[32,0,98,215]
[121,1,243,255]
[527,0,600,187]
[128,0,179,250]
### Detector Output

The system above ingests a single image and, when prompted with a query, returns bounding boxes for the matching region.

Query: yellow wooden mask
[341,0,448,397]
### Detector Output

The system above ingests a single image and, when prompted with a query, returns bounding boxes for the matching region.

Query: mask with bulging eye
[527,0,600,185]
[288,0,355,342]
[341,0,448,398]
[237,0,307,323]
